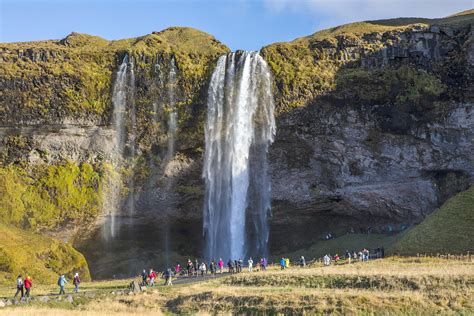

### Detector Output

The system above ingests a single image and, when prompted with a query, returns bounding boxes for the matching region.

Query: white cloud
[264,0,472,22]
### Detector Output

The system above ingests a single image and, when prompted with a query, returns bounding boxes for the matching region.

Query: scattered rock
[129,280,142,293]
[0,300,5,308]
[37,296,50,303]
[65,295,74,303]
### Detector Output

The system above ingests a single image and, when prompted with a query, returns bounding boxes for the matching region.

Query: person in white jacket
[248,257,254,272]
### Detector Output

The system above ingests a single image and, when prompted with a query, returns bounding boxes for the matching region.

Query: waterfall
[203,51,275,260]
[167,56,178,159]
[106,54,136,238]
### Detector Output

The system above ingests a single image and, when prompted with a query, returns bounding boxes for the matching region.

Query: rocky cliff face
[0,13,472,277]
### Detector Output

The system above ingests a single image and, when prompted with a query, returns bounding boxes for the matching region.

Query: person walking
[24,276,32,298]
[262,258,267,271]
[280,258,286,270]
[218,258,224,273]
[248,257,254,272]
[14,275,24,299]
[149,269,157,287]
[194,260,199,277]
[175,263,181,276]
[300,256,306,267]
[73,273,81,293]
[164,268,173,286]
[323,254,331,266]
[199,262,207,277]
[58,274,67,295]
[285,258,290,268]
[140,269,148,286]
[186,259,193,276]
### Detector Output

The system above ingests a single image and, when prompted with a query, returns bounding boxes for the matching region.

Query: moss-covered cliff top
[261,10,473,111]
[0,27,229,124]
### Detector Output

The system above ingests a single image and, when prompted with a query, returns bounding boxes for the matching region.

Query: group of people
[13,273,81,299]
[323,248,372,266]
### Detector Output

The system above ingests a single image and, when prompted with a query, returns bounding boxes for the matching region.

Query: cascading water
[167,56,178,159]
[203,51,275,260]
[105,54,136,238]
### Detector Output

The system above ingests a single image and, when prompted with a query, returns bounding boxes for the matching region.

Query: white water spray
[203,51,275,260]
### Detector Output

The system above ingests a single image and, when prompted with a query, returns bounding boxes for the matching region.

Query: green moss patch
[0,224,90,285]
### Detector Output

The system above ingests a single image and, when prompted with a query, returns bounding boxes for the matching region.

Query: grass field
[0,256,472,315]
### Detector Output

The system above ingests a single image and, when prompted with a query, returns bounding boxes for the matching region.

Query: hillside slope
[0,224,90,285]
[390,186,474,255]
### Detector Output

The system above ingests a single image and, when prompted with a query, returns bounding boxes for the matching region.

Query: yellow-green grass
[0,224,90,286]
[391,186,474,255]
[0,257,472,315]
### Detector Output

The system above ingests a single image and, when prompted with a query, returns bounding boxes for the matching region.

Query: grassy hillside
[0,27,229,124]
[261,11,473,111]
[0,224,90,286]
[390,186,474,255]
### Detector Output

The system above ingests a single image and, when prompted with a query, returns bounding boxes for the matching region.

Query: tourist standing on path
[199,262,207,277]
[262,258,268,271]
[58,274,67,295]
[345,250,352,264]
[300,256,306,267]
[141,269,148,286]
[73,273,81,293]
[248,257,254,272]
[186,259,193,276]
[280,258,286,270]
[14,275,24,299]
[164,268,173,285]
[218,258,224,273]
[194,260,199,277]
[323,254,331,266]
[149,269,157,287]
[285,258,290,268]
[175,263,181,276]
[24,276,32,298]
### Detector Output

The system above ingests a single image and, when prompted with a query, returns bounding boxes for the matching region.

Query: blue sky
[0,0,472,50]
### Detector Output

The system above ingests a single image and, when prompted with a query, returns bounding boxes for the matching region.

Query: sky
[0,0,472,51]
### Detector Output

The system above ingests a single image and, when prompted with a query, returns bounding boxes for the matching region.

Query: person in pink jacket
[218,258,224,273]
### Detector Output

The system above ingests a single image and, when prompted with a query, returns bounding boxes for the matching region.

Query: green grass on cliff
[0,224,90,286]
[262,10,473,111]
[0,27,229,122]
[390,186,474,255]
[0,161,105,231]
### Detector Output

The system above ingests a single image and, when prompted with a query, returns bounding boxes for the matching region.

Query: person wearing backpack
[14,275,24,299]
[58,274,67,295]
[73,273,81,293]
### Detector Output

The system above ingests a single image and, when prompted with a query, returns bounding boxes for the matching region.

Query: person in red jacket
[148,269,157,287]
[24,276,32,298]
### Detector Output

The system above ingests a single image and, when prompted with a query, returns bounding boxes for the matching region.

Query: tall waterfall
[167,56,178,159]
[203,51,275,260]
[106,54,136,238]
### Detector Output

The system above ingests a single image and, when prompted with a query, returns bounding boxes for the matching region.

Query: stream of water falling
[203,51,275,260]
[106,54,136,238]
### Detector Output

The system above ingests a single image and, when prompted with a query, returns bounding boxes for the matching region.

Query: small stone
[0,300,5,308]
[37,296,50,303]
[65,295,73,303]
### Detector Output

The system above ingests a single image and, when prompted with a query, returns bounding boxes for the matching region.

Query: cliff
[0,11,472,278]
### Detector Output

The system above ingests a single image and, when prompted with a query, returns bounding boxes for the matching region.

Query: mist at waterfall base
[203,51,276,261]
[79,51,275,278]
